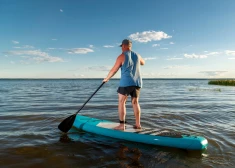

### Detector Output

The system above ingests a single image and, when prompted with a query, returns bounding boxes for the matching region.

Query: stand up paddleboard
[72,115,208,150]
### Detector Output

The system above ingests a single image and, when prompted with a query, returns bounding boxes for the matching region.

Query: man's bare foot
[133,125,142,129]
[114,124,125,130]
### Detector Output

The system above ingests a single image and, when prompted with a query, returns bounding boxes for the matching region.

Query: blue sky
[1,0,235,78]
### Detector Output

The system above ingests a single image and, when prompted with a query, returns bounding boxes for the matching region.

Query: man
[103,39,145,130]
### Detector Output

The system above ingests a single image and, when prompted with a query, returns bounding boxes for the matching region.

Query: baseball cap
[119,39,132,47]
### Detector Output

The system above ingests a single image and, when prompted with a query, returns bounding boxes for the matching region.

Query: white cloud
[87,66,111,71]
[128,30,172,43]
[24,45,34,49]
[32,56,63,63]
[170,42,174,44]
[167,57,183,60]
[152,44,160,47]
[60,9,63,12]
[47,47,64,50]
[103,45,114,48]
[73,74,85,77]
[225,50,235,56]
[184,53,207,59]
[5,50,64,63]
[13,45,34,49]
[228,58,235,60]
[164,65,190,69]
[144,57,157,60]
[160,48,168,50]
[184,51,220,59]
[12,40,19,44]
[200,71,227,77]
[6,50,47,57]
[68,48,94,54]
[206,52,220,56]
[143,72,177,77]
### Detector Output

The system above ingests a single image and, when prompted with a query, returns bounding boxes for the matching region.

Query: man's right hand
[103,78,109,83]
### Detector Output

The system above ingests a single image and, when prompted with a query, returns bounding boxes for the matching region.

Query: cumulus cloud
[103,45,114,48]
[199,71,227,77]
[73,74,85,77]
[184,51,220,59]
[68,48,94,54]
[152,44,160,47]
[5,50,63,63]
[167,57,183,60]
[13,45,34,49]
[128,30,172,43]
[144,57,157,60]
[225,50,235,56]
[12,40,19,44]
[206,52,220,56]
[164,65,191,69]
[143,72,177,77]
[184,53,207,59]
[87,66,111,71]
[32,56,63,63]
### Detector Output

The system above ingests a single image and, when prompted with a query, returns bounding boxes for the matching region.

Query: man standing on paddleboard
[103,39,145,130]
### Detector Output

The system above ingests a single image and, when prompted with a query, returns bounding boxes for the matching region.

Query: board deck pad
[97,122,186,138]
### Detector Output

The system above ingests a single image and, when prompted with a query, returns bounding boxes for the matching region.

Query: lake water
[0,79,234,168]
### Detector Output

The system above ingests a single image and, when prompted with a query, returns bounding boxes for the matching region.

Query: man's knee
[119,96,127,104]
[131,98,139,105]
[119,99,126,104]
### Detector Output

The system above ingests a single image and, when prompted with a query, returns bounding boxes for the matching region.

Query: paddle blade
[58,114,76,133]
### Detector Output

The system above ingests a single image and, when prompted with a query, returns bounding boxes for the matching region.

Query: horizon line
[0,78,234,80]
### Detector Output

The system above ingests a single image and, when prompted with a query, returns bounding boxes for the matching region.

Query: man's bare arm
[103,54,123,82]
[139,54,145,65]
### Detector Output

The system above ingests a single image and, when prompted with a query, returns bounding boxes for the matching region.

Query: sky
[1,0,235,78]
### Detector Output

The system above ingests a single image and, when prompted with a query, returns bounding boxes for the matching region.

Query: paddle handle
[76,82,105,114]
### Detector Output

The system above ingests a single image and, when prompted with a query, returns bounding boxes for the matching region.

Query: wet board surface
[96,122,184,138]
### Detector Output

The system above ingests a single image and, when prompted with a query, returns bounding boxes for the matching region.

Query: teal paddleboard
[73,115,208,150]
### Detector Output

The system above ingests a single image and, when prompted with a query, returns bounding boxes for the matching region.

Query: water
[0,79,234,168]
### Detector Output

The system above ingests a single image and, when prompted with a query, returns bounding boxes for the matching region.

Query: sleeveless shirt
[119,50,142,88]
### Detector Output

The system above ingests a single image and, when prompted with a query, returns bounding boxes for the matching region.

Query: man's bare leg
[132,97,141,128]
[114,93,127,130]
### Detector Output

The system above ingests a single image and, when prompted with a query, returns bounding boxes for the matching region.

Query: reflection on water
[0,79,234,168]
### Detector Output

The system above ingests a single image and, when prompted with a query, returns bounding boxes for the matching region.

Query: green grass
[208,80,235,86]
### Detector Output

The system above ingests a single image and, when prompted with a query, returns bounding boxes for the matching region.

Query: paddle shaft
[76,82,105,114]
[58,82,105,133]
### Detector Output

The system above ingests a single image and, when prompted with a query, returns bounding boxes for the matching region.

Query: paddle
[58,82,105,133]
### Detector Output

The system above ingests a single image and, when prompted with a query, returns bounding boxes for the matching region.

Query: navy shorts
[117,86,141,98]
